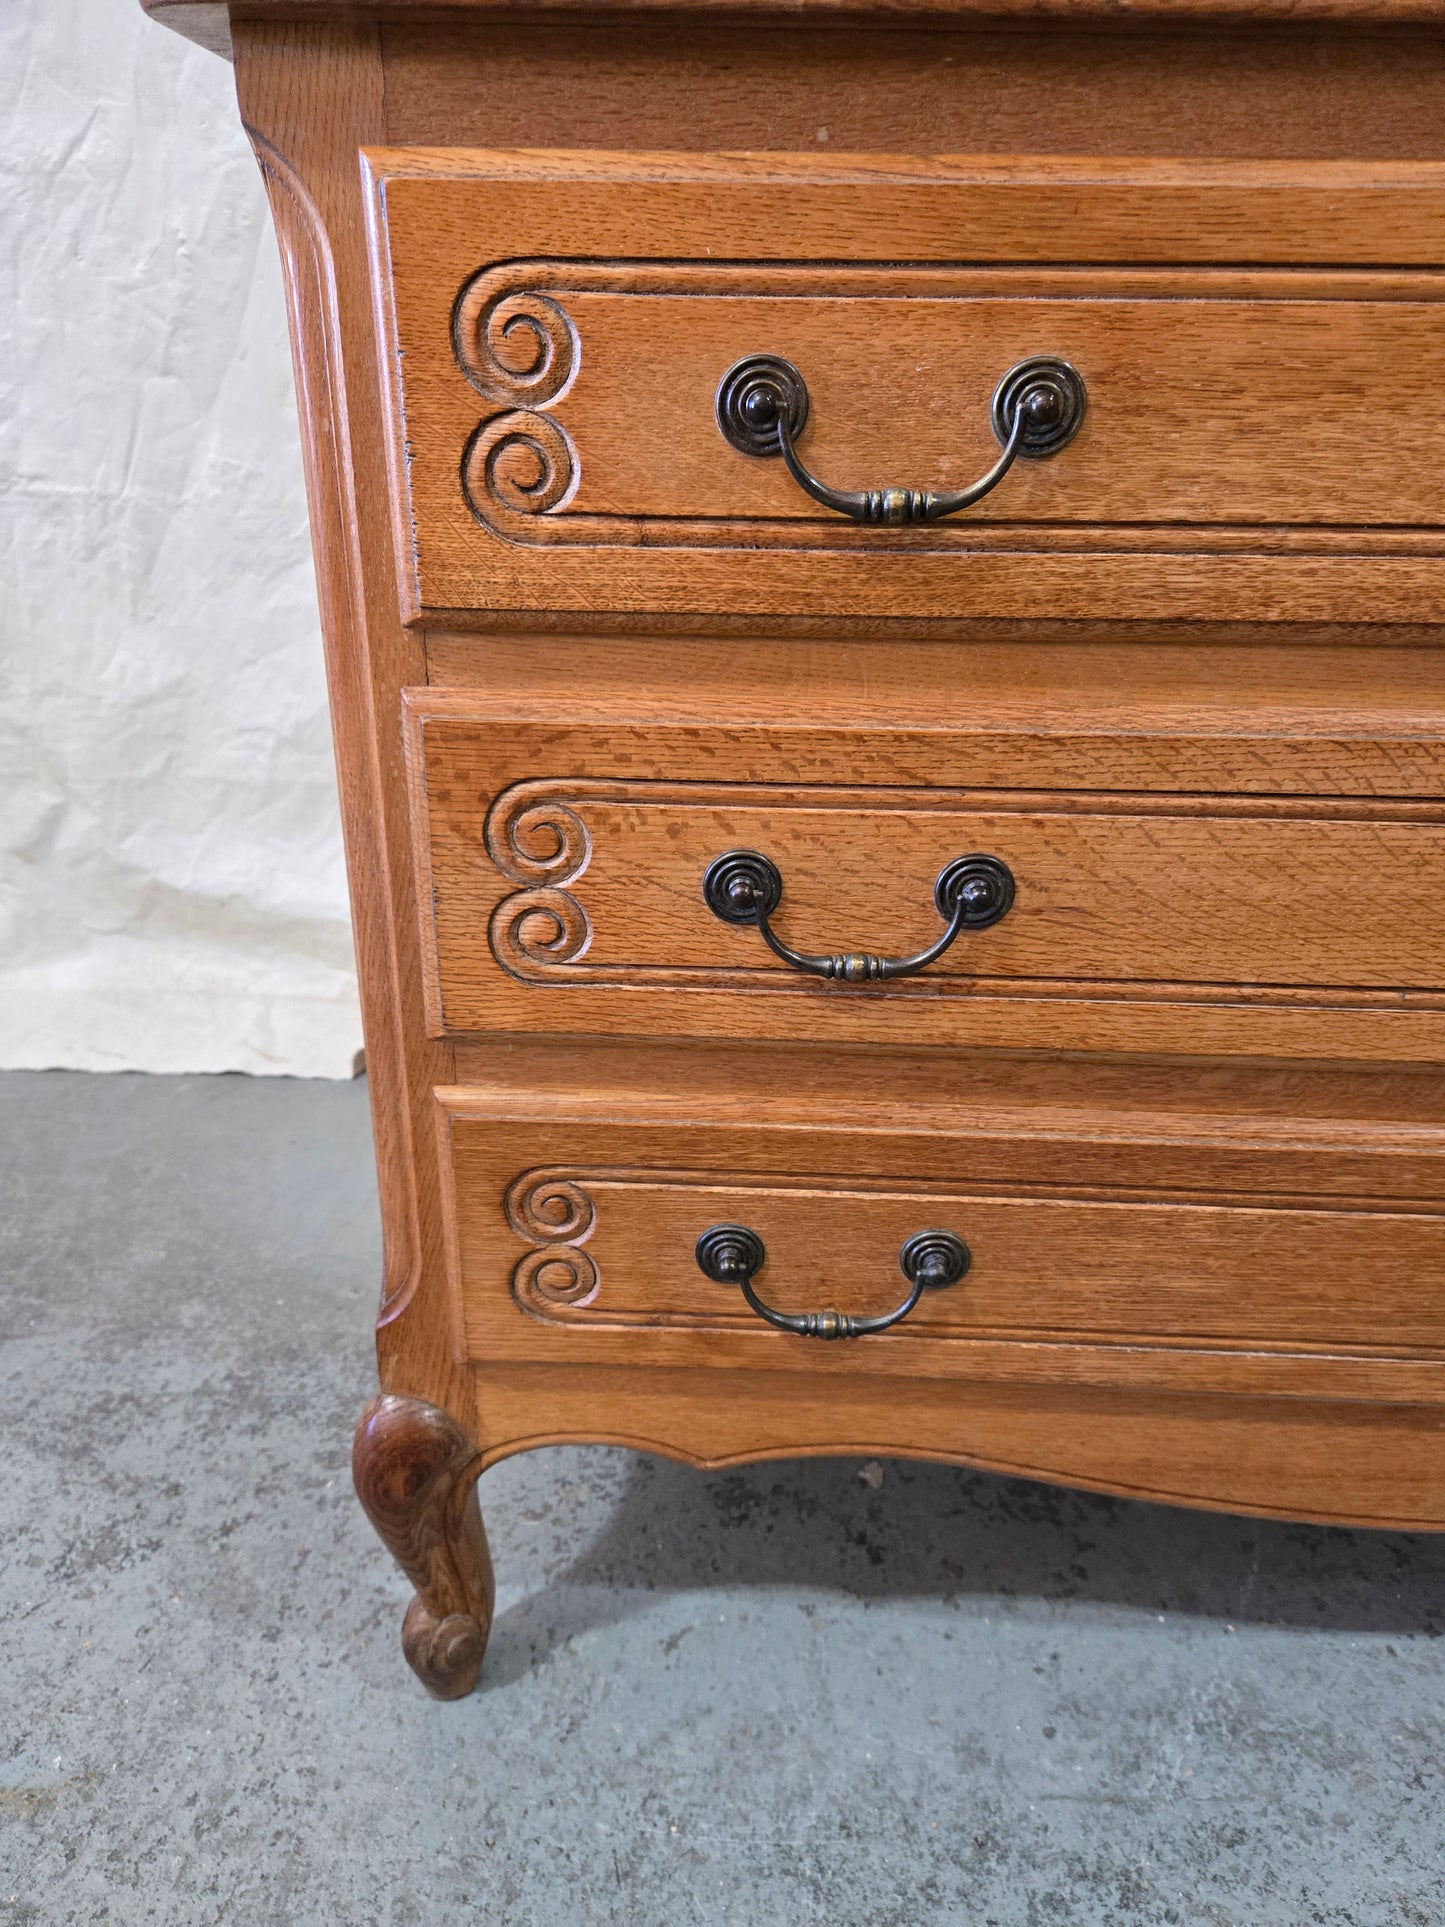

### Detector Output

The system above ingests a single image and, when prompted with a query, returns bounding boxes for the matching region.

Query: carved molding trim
[442,255,1445,556]
[472,774,1445,1010]
[498,1157,980,1344]
[248,130,423,1325]
[490,886,593,976]
[453,270,582,531]
[454,258,1072,550]
[505,1170,601,1314]
[489,1159,1445,1345]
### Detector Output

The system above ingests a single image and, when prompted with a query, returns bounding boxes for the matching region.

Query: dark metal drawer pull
[716,353,1085,525]
[702,849,1014,983]
[696,1224,970,1339]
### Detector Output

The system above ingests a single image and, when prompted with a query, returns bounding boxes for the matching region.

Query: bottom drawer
[434,1053,1445,1402]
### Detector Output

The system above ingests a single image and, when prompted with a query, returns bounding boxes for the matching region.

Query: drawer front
[436,1080,1445,1401]
[369,150,1445,624]
[406,703,1445,1062]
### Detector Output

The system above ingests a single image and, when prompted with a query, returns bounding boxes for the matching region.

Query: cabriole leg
[352,1393,494,1699]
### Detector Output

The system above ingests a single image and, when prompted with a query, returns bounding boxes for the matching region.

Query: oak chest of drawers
[149,0,1445,1696]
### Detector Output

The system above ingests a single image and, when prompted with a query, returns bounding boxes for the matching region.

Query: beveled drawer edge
[401,688,447,1038]
[370,149,1445,623]
[432,1087,1445,1403]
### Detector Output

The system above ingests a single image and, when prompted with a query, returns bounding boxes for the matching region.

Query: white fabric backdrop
[1,0,362,1077]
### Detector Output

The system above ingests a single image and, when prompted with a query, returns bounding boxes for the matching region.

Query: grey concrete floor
[1,1071,1443,1926]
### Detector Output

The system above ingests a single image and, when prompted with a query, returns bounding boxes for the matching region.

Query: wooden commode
[147,0,1445,1696]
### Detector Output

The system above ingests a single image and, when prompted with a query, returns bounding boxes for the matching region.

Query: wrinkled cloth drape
[2,0,361,1075]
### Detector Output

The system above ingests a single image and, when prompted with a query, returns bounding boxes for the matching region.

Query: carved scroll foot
[352,1394,494,1699]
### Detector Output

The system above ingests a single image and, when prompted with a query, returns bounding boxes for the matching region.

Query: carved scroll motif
[484,790,593,977]
[505,1171,601,1314]
[462,410,578,522]
[484,795,590,886]
[453,275,581,527]
[490,887,591,974]
[453,283,578,408]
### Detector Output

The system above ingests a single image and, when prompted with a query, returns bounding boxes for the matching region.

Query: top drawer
[368,150,1445,625]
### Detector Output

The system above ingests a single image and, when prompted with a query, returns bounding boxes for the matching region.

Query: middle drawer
[405,675,1445,1063]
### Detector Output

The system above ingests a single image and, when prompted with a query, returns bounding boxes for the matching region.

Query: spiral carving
[506,1170,602,1316]
[452,284,578,408]
[462,410,578,522]
[489,886,591,975]
[402,1600,489,1697]
[513,1244,601,1312]
[485,796,590,887]
[505,1172,597,1244]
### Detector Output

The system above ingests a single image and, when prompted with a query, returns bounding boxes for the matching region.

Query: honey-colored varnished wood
[378,21,1445,164]
[417,637,1445,782]
[142,0,1445,59]
[404,682,1445,1063]
[232,22,472,1397]
[433,1046,1445,1401]
[371,150,1445,623]
[464,1365,1445,1532]
[147,1,1445,1695]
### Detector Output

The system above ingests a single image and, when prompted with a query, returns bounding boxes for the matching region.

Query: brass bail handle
[715,354,1086,525]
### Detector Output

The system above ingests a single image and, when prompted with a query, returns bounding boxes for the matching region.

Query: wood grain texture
[155,3,1445,1677]
[466,1363,1445,1530]
[381,21,1445,164]
[404,689,1445,1061]
[372,151,1445,622]
[352,1394,493,1697]
[477,782,1445,989]
[142,0,1445,58]
[421,631,1445,713]
[448,1028,1445,1146]
[245,60,429,1325]
[233,25,475,1423]
[434,1059,1445,1404]
[497,1172,1445,1357]
[445,266,1445,541]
